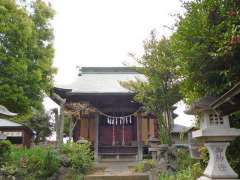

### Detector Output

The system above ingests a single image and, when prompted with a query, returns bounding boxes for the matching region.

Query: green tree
[123,31,181,144]
[0,0,56,118]
[26,110,54,144]
[171,0,240,174]
[172,0,240,103]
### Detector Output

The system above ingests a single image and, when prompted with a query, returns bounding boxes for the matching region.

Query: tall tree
[123,31,181,144]
[171,0,240,174]
[0,0,56,118]
[172,0,240,103]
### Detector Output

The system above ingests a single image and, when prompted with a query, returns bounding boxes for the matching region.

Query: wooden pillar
[51,93,66,147]
[69,116,73,142]
[137,112,143,161]
[87,117,90,139]
[147,116,150,138]
[94,113,99,162]
[59,104,65,144]
[53,108,60,147]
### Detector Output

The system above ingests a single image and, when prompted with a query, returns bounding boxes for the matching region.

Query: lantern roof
[210,81,240,115]
[184,96,218,115]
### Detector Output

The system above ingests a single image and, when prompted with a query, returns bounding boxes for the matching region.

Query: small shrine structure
[0,105,33,147]
[53,67,158,161]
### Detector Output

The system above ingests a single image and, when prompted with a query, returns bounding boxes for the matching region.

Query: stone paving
[84,161,150,180]
[103,162,134,175]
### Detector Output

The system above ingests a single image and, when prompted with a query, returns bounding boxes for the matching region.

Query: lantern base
[197,176,239,180]
[199,142,239,180]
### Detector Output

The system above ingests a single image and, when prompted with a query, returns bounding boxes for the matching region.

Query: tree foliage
[0,0,56,117]
[26,110,54,144]
[123,32,181,144]
[172,0,240,103]
[125,0,240,144]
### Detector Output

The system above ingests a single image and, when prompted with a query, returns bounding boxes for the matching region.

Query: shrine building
[53,67,158,161]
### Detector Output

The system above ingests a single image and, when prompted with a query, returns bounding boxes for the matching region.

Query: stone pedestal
[149,147,159,160]
[198,142,239,180]
[148,137,160,160]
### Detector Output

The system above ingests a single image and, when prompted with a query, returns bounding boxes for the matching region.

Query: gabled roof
[56,67,146,94]
[0,105,17,116]
[0,118,23,128]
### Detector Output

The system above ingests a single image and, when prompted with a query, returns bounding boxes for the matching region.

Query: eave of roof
[54,67,146,94]
[211,81,240,110]
[0,118,23,127]
[67,92,134,95]
[80,67,139,74]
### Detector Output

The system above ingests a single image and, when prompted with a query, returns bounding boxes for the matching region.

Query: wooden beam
[94,113,99,162]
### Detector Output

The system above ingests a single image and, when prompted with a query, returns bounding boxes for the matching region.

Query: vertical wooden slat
[141,117,148,144]
[94,113,99,161]
[137,112,143,160]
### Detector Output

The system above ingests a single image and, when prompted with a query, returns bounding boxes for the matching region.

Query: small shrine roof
[0,118,22,128]
[55,67,146,94]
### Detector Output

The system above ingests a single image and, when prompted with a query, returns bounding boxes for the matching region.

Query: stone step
[99,159,137,162]
[83,175,149,180]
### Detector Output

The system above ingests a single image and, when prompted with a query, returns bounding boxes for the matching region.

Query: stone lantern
[148,137,160,160]
[185,97,240,180]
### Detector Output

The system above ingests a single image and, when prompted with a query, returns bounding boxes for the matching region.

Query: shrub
[60,142,94,174]
[159,163,202,180]
[176,148,198,171]
[158,148,203,180]
[7,146,60,179]
[0,140,12,166]
[43,148,61,177]
[199,146,209,169]
[134,159,156,172]
[227,137,240,175]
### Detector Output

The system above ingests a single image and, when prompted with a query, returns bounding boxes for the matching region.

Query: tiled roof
[0,118,22,127]
[57,67,146,93]
[171,124,190,133]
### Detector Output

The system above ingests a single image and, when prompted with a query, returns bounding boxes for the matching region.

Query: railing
[99,145,138,155]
